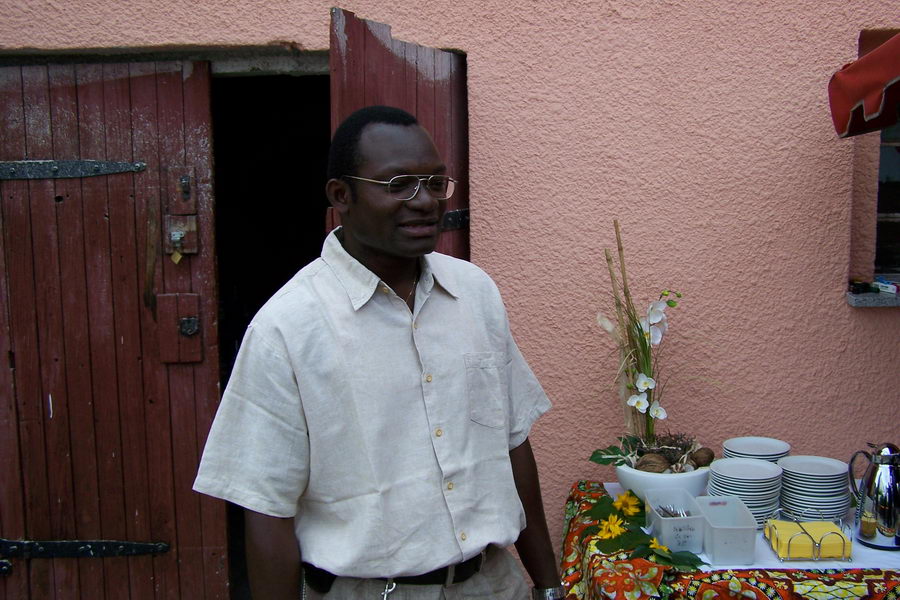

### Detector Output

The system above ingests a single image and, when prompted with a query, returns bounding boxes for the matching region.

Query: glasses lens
[387,175,456,200]
[425,175,454,199]
[387,175,421,200]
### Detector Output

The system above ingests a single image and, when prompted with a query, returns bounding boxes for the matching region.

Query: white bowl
[615,464,709,501]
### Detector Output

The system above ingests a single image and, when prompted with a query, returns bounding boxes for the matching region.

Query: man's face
[339,123,448,264]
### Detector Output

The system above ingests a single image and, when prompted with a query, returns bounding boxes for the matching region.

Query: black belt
[303,550,486,594]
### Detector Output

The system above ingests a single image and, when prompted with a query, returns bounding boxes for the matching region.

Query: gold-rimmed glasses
[342,174,456,201]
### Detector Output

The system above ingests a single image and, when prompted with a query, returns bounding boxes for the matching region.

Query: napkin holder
[764,512,852,561]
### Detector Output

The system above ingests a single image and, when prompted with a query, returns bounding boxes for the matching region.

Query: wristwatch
[532,586,566,600]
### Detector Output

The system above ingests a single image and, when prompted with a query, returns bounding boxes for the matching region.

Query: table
[561,480,900,600]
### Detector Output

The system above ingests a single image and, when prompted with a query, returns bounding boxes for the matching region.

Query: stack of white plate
[723,436,791,462]
[777,455,851,521]
[708,457,782,528]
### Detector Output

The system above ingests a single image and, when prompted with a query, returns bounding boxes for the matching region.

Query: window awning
[828,32,900,138]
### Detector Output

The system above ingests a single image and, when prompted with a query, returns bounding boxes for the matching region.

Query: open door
[329,7,470,260]
[0,62,226,599]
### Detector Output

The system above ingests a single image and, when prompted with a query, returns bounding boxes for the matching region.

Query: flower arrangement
[578,489,705,572]
[590,221,714,473]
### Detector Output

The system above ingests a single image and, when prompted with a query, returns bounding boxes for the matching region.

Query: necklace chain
[405,276,418,304]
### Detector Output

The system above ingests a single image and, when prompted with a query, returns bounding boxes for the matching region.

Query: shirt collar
[321,228,460,310]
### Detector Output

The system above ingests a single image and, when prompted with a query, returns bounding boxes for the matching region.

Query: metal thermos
[849,442,900,550]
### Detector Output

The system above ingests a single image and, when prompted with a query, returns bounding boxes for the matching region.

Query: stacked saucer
[777,455,851,521]
[723,436,791,463]
[708,458,782,528]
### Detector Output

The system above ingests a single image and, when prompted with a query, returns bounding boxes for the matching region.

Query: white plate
[724,436,791,456]
[710,458,783,481]
[777,455,847,477]
[708,482,780,499]
[781,482,849,496]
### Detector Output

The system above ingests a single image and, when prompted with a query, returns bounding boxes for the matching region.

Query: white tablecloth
[603,482,900,570]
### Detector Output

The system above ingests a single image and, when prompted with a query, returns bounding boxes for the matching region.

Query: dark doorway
[211,72,330,598]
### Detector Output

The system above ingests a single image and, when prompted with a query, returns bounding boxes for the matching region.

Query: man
[194,106,564,600]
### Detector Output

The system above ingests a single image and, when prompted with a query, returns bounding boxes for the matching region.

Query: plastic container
[696,495,757,564]
[644,488,705,553]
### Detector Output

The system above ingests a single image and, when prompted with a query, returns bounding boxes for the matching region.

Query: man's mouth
[398,220,440,236]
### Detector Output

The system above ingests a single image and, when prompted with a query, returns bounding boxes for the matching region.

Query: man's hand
[244,508,301,599]
[510,438,561,590]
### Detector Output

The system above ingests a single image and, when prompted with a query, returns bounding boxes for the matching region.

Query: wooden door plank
[182,61,227,598]
[101,62,155,600]
[330,9,470,260]
[22,63,80,600]
[448,53,470,259]
[155,60,204,600]
[47,62,106,600]
[399,39,418,116]
[75,62,131,599]
[330,7,367,133]
[0,64,30,600]
[363,20,393,107]
[8,64,55,600]
[128,61,181,600]
[414,45,436,139]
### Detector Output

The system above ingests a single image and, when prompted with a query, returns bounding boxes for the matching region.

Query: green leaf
[589,446,629,466]
[576,524,600,543]
[628,545,653,560]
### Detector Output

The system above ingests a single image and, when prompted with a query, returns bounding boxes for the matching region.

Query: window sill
[846,292,900,307]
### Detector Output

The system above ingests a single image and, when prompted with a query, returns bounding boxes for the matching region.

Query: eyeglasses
[343,174,456,201]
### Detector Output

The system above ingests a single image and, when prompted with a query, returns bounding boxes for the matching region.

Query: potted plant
[590,221,714,500]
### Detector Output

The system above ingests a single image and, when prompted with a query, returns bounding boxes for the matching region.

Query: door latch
[179,316,200,337]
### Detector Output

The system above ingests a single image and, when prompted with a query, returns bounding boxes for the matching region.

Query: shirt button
[413,321,418,329]
[425,374,433,383]
[446,482,454,490]
[460,532,467,541]
[435,428,443,437]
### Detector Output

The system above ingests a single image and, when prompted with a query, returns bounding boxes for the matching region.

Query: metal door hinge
[0,538,169,575]
[441,208,469,231]
[0,160,146,180]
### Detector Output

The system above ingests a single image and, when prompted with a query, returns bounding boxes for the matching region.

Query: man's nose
[405,182,442,208]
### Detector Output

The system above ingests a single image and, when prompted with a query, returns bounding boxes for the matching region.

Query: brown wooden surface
[329,8,470,260]
[0,64,32,600]
[0,61,226,599]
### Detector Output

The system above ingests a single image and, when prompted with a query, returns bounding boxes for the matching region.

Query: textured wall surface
[3,0,899,567]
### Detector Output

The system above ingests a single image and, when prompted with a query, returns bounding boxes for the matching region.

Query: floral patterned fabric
[561,481,900,600]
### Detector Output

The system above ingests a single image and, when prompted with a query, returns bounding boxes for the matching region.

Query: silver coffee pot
[849,442,900,550]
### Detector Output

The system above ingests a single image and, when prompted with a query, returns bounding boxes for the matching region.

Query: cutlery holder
[645,488,705,553]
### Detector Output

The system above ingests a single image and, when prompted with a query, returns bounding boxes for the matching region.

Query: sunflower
[597,514,627,539]
[649,537,669,553]
[613,491,641,517]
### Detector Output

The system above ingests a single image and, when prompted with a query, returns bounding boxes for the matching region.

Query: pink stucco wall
[3,0,898,563]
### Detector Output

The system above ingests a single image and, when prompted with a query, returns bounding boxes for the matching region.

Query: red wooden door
[329,8,470,259]
[0,62,226,599]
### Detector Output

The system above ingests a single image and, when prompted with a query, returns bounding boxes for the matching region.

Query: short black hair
[326,105,418,181]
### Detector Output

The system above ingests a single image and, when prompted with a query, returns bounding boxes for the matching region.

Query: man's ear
[326,178,352,215]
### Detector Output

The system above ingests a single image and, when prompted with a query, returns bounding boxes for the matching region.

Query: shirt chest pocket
[464,352,508,429]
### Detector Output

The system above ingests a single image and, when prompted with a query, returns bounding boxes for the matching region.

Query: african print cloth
[560,480,900,600]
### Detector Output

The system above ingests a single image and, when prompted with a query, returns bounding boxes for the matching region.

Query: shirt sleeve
[505,331,552,450]
[193,323,310,517]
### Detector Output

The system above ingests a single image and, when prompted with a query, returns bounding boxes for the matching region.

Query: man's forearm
[510,438,561,589]
[244,508,302,599]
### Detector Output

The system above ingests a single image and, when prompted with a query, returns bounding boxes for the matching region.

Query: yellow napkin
[764,519,851,560]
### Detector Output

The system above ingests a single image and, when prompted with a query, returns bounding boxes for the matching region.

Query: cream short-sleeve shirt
[194,230,551,579]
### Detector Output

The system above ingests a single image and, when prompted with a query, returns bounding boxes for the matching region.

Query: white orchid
[647,300,668,324]
[627,393,649,413]
[635,372,656,392]
[596,311,616,335]
[648,401,667,420]
[639,317,667,346]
